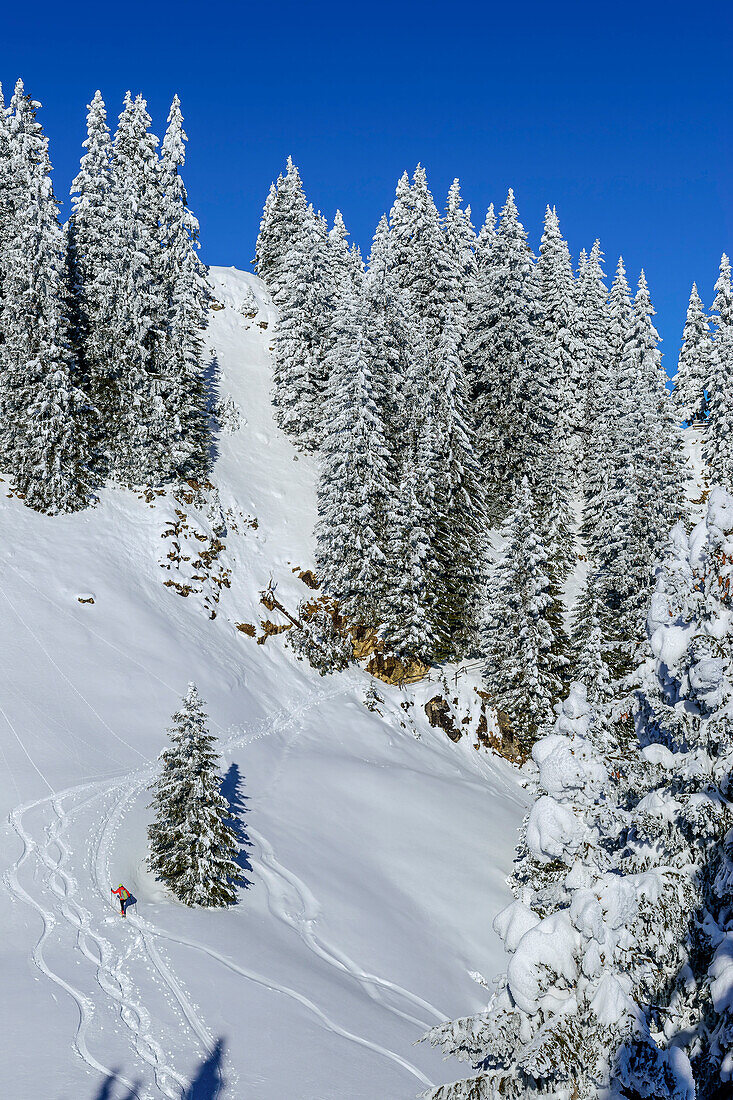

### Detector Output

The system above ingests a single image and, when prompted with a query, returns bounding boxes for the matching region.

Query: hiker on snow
[111,883,132,917]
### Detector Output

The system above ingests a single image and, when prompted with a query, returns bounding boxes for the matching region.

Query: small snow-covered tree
[673,282,711,425]
[148,684,242,907]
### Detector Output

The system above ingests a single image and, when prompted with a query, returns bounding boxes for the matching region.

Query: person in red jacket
[111,883,132,917]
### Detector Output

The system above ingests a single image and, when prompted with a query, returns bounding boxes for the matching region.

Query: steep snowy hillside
[0,267,527,1100]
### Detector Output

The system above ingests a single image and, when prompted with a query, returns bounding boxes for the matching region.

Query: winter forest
[2,72,733,1100]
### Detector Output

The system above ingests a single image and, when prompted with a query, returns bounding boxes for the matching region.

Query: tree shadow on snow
[77,1069,141,1099]
[80,1040,226,1100]
[184,1038,226,1099]
[221,761,253,889]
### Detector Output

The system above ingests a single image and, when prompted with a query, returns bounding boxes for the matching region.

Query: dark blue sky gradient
[2,1,731,375]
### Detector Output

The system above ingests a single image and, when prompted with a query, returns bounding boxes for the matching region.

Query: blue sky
[2,0,731,372]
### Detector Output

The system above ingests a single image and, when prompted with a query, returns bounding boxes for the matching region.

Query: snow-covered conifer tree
[271,199,334,449]
[0,80,92,512]
[67,90,113,446]
[254,178,278,279]
[466,190,546,522]
[705,255,733,488]
[443,178,476,289]
[148,684,242,907]
[429,301,487,658]
[570,569,613,706]
[576,240,612,518]
[102,92,168,485]
[315,279,391,626]
[158,94,212,480]
[536,206,584,473]
[673,282,711,424]
[484,477,568,749]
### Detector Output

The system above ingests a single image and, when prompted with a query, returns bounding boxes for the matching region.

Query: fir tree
[570,569,613,706]
[466,190,546,522]
[674,282,711,424]
[315,280,391,627]
[148,684,242,907]
[103,92,168,485]
[577,240,612,525]
[484,477,568,750]
[428,301,487,658]
[536,205,584,475]
[271,200,334,449]
[158,94,212,480]
[68,89,114,453]
[705,254,733,488]
[443,178,477,290]
[0,80,92,512]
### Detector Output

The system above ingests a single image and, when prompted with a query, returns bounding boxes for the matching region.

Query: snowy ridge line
[248,825,448,1030]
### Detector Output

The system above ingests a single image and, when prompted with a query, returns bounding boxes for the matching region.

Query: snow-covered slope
[0,267,527,1100]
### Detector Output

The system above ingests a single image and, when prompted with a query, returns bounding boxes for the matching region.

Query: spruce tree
[148,684,242,907]
[536,206,584,475]
[158,94,212,480]
[428,301,487,658]
[271,199,334,449]
[577,240,612,532]
[484,477,568,750]
[466,190,545,522]
[103,92,168,485]
[0,80,92,512]
[443,178,477,290]
[315,280,391,627]
[673,282,711,425]
[68,89,114,455]
[570,569,613,706]
[705,254,733,488]
[0,83,12,346]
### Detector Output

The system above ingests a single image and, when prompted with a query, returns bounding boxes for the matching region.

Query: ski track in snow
[2,682,440,1096]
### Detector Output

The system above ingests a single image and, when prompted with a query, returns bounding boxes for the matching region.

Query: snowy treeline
[424,488,733,1099]
[256,161,713,743]
[0,80,211,514]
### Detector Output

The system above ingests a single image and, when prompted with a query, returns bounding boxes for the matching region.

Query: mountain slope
[0,267,527,1099]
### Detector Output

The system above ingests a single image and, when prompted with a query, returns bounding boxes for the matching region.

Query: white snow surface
[0,267,527,1099]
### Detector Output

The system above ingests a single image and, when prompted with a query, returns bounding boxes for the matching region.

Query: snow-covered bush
[214,393,243,434]
[285,602,352,676]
